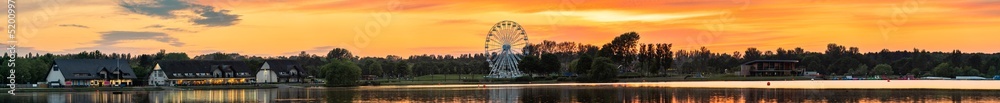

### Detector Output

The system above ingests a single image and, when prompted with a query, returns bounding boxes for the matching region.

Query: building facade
[147,60,255,86]
[45,59,137,87]
[739,60,801,76]
[256,60,311,83]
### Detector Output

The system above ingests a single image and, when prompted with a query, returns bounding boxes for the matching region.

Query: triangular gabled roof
[262,60,309,78]
[53,59,137,80]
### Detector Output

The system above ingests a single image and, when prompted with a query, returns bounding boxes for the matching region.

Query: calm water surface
[3,84,1000,103]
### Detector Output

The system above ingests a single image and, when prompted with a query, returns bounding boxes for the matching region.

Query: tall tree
[744,48,761,61]
[655,43,673,73]
[540,53,561,74]
[575,55,594,74]
[968,54,983,71]
[947,50,964,67]
[598,32,640,66]
[578,45,599,56]
[518,55,541,75]
[326,48,354,60]
[363,59,384,76]
[825,43,846,58]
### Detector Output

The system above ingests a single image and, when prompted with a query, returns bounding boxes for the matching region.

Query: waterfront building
[738,60,801,76]
[256,60,311,83]
[45,59,137,87]
[147,60,255,86]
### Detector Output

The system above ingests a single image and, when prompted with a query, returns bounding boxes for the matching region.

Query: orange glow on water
[361,80,1000,90]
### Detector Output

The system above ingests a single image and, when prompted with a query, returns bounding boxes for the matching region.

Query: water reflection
[3,85,1000,102]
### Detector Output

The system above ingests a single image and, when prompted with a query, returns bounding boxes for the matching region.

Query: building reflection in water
[43,91,141,103]
[489,87,520,102]
[151,89,259,102]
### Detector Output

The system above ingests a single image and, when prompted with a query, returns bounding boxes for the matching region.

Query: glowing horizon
[6,0,1000,57]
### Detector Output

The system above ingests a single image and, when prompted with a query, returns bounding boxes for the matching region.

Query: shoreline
[9,80,1000,92]
[359,80,1000,90]
[1,84,280,92]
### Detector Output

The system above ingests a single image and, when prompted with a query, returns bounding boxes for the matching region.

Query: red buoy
[766,82,771,86]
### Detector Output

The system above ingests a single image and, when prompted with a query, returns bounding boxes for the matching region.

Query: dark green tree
[932,63,954,77]
[323,59,362,87]
[15,58,47,83]
[961,66,981,76]
[574,55,594,74]
[586,57,618,82]
[946,50,963,67]
[830,57,861,75]
[326,48,354,61]
[849,64,868,76]
[579,45,599,56]
[540,53,561,74]
[744,48,761,61]
[398,62,411,77]
[988,66,998,76]
[871,64,893,75]
[518,55,541,75]
[598,32,640,65]
[910,68,922,76]
[655,43,673,73]
[969,54,983,71]
[135,55,154,78]
[364,59,384,76]
[162,52,190,60]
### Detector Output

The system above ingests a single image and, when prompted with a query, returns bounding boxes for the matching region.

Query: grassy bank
[414,74,486,80]
[382,74,488,81]
[620,76,814,82]
[371,74,814,85]
[370,74,566,85]
[176,85,278,90]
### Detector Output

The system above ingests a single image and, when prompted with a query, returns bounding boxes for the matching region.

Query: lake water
[4,83,1000,103]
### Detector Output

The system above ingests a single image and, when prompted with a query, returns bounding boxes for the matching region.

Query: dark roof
[262,60,310,78]
[157,60,255,79]
[53,59,137,80]
[741,60,800,65]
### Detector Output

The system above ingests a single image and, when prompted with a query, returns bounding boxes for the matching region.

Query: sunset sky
[6,0,1000,57]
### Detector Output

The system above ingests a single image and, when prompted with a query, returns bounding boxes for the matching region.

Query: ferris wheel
[485,20,528,78]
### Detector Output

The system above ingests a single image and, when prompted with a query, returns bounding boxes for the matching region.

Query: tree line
[2,32,998,85]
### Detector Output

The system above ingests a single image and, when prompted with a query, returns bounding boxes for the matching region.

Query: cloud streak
[96,31,185,47]
[119,0,242,27]
[58,24,90,28]
[163,28,197,33]
[536,10,717,22]
[143,24,164,28]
